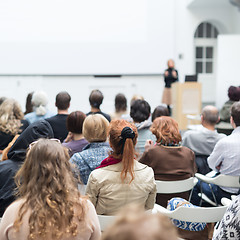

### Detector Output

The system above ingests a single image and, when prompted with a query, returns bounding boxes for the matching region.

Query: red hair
[108,120,138,183]
[150,116,181,144]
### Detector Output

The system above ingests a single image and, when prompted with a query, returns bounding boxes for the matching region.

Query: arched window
[194,22,219,74]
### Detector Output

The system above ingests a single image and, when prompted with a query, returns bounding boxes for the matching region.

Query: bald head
[201,105,219,126]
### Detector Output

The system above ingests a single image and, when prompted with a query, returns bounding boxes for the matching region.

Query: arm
[145,169,157,210]
[207,140,224,172]
[85,172,99,207]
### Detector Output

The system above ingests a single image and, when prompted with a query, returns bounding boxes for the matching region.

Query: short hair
[115,93,127,112]
[201,105,219,125]
[89,89,103,109]
[151,116,182,144]
[102,204,178,240]
[67,111,86,134]
[31,91,48,116]
[56,91,71,110]
[130,99,151,123]
[228,86,240,101]
[231,101,240,127]
[83,114,109,142]
[152,105,169,122]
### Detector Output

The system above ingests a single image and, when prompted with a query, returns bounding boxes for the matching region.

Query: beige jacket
[85,160,156,215]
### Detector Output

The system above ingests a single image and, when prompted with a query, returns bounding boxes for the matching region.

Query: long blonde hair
[0,98,24,135]
[14,139,86,240]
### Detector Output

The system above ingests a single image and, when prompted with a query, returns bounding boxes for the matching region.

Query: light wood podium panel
[172,82,202,130]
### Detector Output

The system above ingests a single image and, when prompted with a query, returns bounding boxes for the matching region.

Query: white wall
[216,35,240,109]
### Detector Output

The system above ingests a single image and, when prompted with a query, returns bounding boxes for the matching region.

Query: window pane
[206,47,213,58]
[196,62,203,74]
[196,47,203,58]
[206,23,212,38]
[206,62,213,73]
[214,28,218,38]
[198,23,204,38]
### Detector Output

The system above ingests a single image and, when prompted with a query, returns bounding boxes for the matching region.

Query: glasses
[28,138,61,150]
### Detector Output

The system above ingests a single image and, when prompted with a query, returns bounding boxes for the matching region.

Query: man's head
[130,99,151,123]
[231,101,240,128]
[55,91,71,111]
[201,105,219,127]
[89,89,103,109]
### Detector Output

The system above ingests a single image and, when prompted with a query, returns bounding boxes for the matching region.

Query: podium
[172,82,202,130]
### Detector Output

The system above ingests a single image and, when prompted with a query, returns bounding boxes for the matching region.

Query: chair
[195,173,240,206]
[98,215,115,231]
[153,203,227,223]
[155,177,197,201]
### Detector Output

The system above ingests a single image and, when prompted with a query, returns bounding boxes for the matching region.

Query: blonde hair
[14,139,86,240]
[102,204,178,240]
[0,98,24,135]
[83,114,109,142]
[108,120,138,183]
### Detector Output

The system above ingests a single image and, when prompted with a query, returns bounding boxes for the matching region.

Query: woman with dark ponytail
[85,119,156,215]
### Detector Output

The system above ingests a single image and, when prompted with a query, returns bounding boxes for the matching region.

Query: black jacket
[0,120,54,217]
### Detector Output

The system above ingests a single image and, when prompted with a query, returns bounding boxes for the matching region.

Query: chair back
[195,173,240,188]
[155,177,197,194]
[153,204,227,223]
[98,215,115,231]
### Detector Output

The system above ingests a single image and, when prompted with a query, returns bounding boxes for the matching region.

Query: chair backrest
[98,215,116,231]
[155,177,197,194]
[195,173,240,188]
[153,204,227,223]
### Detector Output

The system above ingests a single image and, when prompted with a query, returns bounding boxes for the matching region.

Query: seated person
[102,204,178,240]
[213,194,240,239]
[0,98,29,152]
[191,101,240,206]
[46,91,71,142]
[62,111,88,157]
[70,114,111,185]
[86,89,111,122]
[182,105,225,174]
[140,116,197,208]
[151,105,169,122]
[25,91,54,124]
[0,120,54,217]
[0,139,101,240]
[110,93,128,120]
[86,119,156,215]
[130,99,155,155]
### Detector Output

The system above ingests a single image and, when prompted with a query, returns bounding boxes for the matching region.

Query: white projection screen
[0,0,175,75]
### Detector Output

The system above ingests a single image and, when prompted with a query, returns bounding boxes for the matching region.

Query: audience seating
[195,172,240,206]
[152,203,227,223]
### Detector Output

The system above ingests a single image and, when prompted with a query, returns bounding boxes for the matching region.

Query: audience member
[110,93,128,120]
[182,105,225,174]
[102,204,178,240]
[140,116,197,208]
[0,139,101,240]
[0,98,29,151]
[0,120,54,217]
[213,195,240,239]
[191,101,240,206]
[86,119,156,215]
[70,114,111,185]
[130,99,155,154]
[86,89,111,122]
[46,91,71,142]
[0,97,7,105]
[151,105,169,122]
[24,92,34,115]
[25,91,54,124]
[63,111,88,157]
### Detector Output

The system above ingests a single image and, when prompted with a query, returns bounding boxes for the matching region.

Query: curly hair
[108,120,138,183]
[150,116,181,145]
[0,98,24,135]
[14,139,86,240]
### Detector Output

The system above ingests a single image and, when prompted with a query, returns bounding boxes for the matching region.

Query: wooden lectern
[172,82,202,130]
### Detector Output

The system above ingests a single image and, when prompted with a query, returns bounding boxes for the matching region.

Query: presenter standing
[162,59,178,115]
